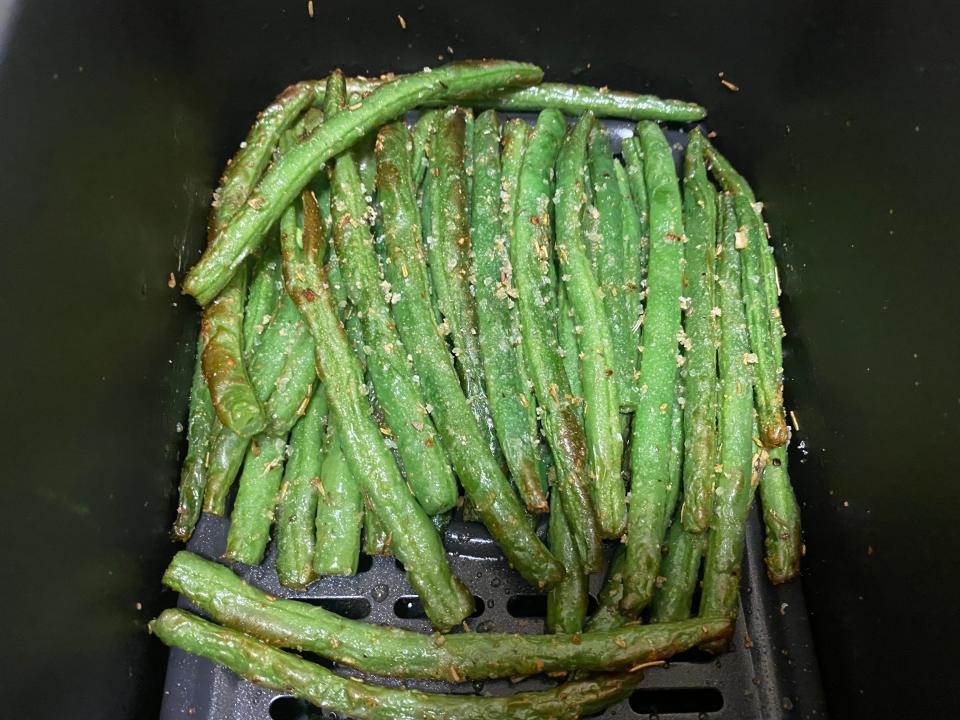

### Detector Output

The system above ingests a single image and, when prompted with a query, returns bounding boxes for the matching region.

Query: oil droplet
[486,598,495,608]
[472,681,485,693]
[490,577,502,588]
[371,584,389,602]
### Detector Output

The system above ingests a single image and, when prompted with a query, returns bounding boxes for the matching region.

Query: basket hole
[394,595,485,619]
[394,558,405,572]
[356,553,373,573]
[269,696,326,720]
[507,593,546,618]
[629,687,724,714]
[300,596,371,620]
[669,646,716,664]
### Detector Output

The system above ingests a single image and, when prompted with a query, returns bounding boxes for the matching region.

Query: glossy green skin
[760,444,802,583]
[463,108,475,224]
[326,74,457,516]
[546,492,588,634]
[621,122,686,615]
[556,114,625,540]
[336,78,706,122]
[262,332,317,436]
[588,128,635,412]
[151,609,643,720]
[171,342,216,542]
[376,122,562,590]
[163,551,733,680]
[649,519,707,623]
[201,265,266,437]
[224,433,288,564]
[410,110,440,188]
[209,82,316,236]
[275,390,328,589]
[585,544,627,632]
[613,159,643,403]
[703,140,786,448]
[557,286,584,418]
[620,136,650,295]
[313,431,364,575]
[282,191,474,630]
[185,61,543,305]
[428,109,503,467]
[678,129,720,534]
[242,242,283,359]
[471,111,547,513]
[699,194,760,651]
[363,504,392,557]
[663,398,684,522]
[201,423,249,515]
[510,109,602,573]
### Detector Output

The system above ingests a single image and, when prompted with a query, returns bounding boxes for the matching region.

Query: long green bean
[313,429,364,576]
[621,121,686,614]
[649,518,706,623]
[471,110,547,512]
[760,444,802,583]
[546,491,588,634]
[376,121,562,589]
[555,113,625,539]
[282,187,474,630]
[510,109,602,572]
[224,433,288,565]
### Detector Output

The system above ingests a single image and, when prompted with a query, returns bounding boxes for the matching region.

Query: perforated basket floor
[159,122,825,720]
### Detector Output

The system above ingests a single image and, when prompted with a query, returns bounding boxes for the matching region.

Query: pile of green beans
[163,60,803,718]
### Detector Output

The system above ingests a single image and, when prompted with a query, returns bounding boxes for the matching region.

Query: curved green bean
[621,121,686,615]
[555,113,625,540]
[185,61,543,306]
[163,550,734,681]
[151,608,643,720]
[376,121,562,590]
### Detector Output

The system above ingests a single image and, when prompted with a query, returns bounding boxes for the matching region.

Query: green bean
[471,111,547,512]
[663,396,685,522]
[588,127,635,409]
[363,503,392,557]
[621,122,686,615]
[242,240,283,359]
[428,108,503,467]
[649,519,707,623]
[760,444,802,583]
[185,61,543,306]
[377,121,563,590]
[699,192,762,651]
[339,77,706,122]
[201,423,249,515]
[171,338,216,542]
[262,333,316,436]
[585,545,627,632]
[164,550,734,680]
[209,82,317,237]
[546,491,588,635]
[702,139,786,447]
[282,188,474,630]
[555,113,625,540]
[620,135,650,298]
[557,285,584,418]
[200,265,266,436]
[325,72,458,516]
[222,433,287,565]
[275,390,328,589]
[463,107,475,224]
[410,110,440,188]
[510,109,602,572]
[313,430,364,575]
[151,609,644,720]
[613,158,643,402]
[676,129,720,534]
